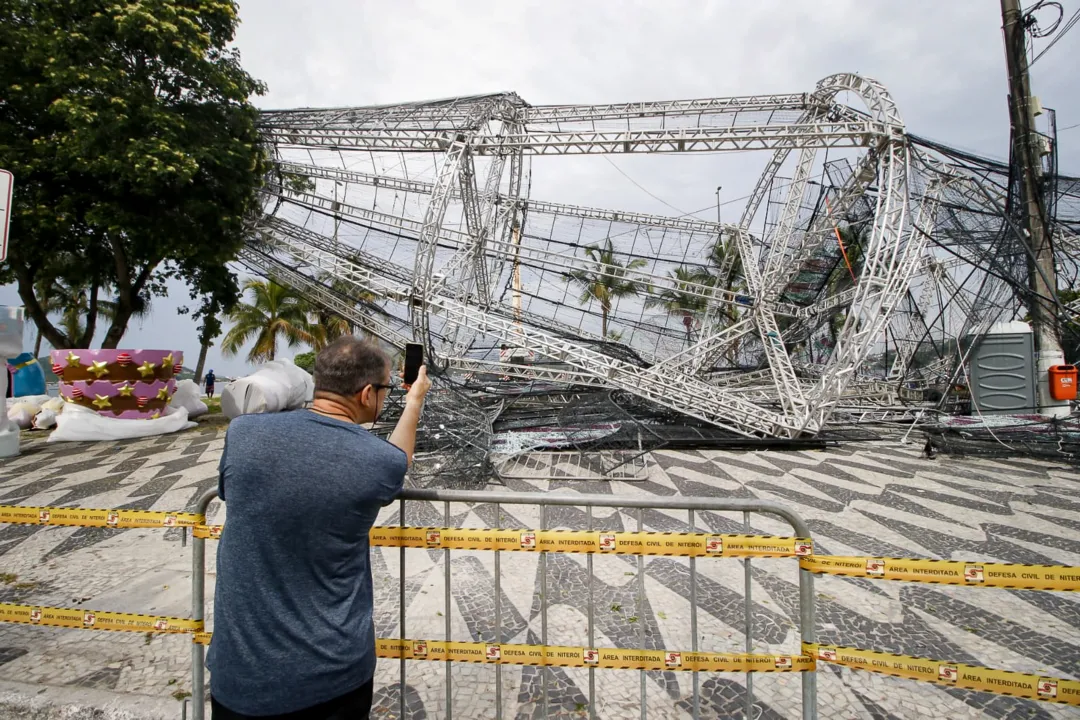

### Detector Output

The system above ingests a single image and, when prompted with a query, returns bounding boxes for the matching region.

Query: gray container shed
[966,321,1037,415]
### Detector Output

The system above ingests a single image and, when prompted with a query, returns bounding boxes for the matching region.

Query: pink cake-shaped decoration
[50,349,184,419]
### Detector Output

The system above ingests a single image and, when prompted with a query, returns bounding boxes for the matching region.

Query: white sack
[221,358,314,420]
[49,404,195,442]
[170,379,209,419]
[6,394,50,411]
[7,404,34,430]
[32,408,57,430]
[41,396,65,413]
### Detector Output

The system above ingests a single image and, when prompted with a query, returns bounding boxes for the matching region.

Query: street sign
[0,169,12,262]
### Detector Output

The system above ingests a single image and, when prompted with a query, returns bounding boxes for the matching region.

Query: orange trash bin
[1048,365,1078,401]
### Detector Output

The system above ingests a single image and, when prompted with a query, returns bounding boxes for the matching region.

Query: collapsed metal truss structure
[245,74,1079,456]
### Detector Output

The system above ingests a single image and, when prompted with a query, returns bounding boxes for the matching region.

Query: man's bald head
[314,336,391,397]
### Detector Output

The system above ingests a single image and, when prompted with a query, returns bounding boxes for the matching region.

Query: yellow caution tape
[193,524,222,539]
[378,640,813,671]
[0,602,202,634]
[801,555,1080,592]
[807,643,1080,706]
[366,527,813,558]
[0,505,201,529]
[192,633,808,672]
[195,524,812,558]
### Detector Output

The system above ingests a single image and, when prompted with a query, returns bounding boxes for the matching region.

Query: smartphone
[404,343,423,385]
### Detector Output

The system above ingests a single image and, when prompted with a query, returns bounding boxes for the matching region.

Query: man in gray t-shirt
[208,337,430,718]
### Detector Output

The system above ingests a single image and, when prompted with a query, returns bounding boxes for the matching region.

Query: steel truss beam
[258,230,798,437]
[269,188,782,317]
[238,248,413,349]
[276,160,729,235]
[446,358,610,388]
[265,121,887,155]
[521,93,818,124]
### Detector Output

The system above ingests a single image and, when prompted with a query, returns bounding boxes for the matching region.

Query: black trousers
[211,680,373,720]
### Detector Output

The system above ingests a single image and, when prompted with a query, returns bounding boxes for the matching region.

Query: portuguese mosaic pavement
[0,426,1078,718]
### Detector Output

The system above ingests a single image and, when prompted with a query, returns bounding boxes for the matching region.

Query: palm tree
[221,280,320,364]
[647,266,707,345]
[568,240,648,338]
[690,237,747,363]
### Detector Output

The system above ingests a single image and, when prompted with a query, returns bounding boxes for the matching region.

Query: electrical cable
[601,156,692,217]
[1030,4,1080,64]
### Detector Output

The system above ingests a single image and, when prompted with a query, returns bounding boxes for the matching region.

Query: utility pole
[1000,0,1069,416]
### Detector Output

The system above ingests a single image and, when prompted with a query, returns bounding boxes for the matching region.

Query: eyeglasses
[369,382,397,392]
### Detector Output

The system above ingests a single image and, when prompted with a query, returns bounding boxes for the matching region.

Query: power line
[1030,4,1080,64]
[601,156,692,216]
[1059,120,1080,132]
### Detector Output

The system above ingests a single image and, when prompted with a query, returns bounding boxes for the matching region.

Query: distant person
[204,370,216,399]
[208,336,431,719]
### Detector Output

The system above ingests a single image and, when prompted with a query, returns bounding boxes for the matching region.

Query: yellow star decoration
[161,353,174,367]
[63,395,76,403]
[117,384,134,397]
[137,361,157,378]
[65,351,81,368]
[88,360,110,379]
[155,387,170,401]
[150,411,161,420]
[91,395,112,410]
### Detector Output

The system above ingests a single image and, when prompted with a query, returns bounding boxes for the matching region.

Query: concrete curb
[0,680,186,720]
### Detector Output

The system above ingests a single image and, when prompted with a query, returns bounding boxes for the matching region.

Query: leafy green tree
[0,0,269,349]
[568,240,648,338]
[293,351,316,374]
[221,280,319,364]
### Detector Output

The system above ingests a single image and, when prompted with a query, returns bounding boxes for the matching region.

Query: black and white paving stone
[0,429,1078,718]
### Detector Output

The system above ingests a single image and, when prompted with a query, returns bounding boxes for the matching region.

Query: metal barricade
[190,488,818,720]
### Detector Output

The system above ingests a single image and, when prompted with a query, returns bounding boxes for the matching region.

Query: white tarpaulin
[221,358,314,419]
[48,404,195,442]
[170,379,209,419]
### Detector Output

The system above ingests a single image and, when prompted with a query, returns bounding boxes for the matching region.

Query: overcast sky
[3,0,1079,376]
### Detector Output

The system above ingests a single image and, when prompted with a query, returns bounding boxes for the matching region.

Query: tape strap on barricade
[801,555,1080,592]
[0,602,202,634]
[192,633,810,671]
[196,524,813,558]
[807,643,1080,706]
[0,504,201,529]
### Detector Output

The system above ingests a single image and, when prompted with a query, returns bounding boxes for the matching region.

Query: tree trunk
[99,306,134,349]
[78,282,100,348]
[14,266,71,350]
[193,341,210,385]
[33,330,43,358]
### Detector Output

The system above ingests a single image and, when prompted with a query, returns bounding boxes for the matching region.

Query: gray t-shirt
[207,410,407,715]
